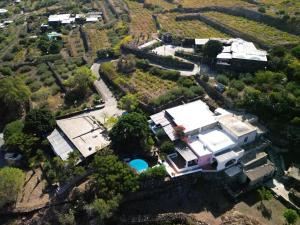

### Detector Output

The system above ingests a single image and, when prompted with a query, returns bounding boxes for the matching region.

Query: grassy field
[126,0,157,44]
[158,13,229,38]
[202,12,300,46]
[144,0,178,10]
[86,28,110,57]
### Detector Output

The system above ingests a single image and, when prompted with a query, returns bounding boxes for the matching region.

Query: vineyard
[66,28,85,57]
[125,0,157,44]
[157,13,229,38]
[114,69,177,103]
[203,12,300,46]
[144,0,177,10]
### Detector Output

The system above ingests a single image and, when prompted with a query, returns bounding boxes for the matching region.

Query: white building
[48,114,110,161]
[0,9,8,14]
[149,100,260,177]
[48,14,75,25]
[195,38,268,71]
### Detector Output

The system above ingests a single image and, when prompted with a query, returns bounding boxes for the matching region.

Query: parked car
[4,152,22,166]
[215,82,226,93]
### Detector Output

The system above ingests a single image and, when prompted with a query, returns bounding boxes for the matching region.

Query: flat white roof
[56,115,110,158]
[217,52,232,60]
[195,38,209,45]
[0,9,8,14]
[218,115,257,137]
[166,100,216,133]
[47,129,75,160]
[48,14,71,22]
[86,17,99,22]
[188,137,212,157]
[198,129,236,154]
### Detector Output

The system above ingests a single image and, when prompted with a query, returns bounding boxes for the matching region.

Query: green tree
[91,155,139,200]
[117,54,136,74]
[0,76,31,121]
[65,66,96,104]
[257,187,273,203]
[24,108,56,137]
[88,195,121,223]
[283,209,299,225]
[0,167,25,208]
[203,40,223,59]
[118,94,139,112]
[109,112,152,153]
[160,141,174,154]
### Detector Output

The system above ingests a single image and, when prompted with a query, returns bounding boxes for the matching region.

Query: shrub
[258,7,266,13]
[291,45,300,59]
[226,88,239,99]
[230,80,245,91]
[0,66,12,76]
[201,74,209,82]
[283,209,298,225]
[216,75,229,85]
[139,166,167,182]
[149,67,180,81]
[29,81,42,92]
[160,141,174,154]
[19,66,32,73]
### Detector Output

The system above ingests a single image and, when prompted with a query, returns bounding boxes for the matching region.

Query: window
[244,136,248,143]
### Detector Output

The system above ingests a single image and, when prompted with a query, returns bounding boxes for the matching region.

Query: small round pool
[129,159,149,173]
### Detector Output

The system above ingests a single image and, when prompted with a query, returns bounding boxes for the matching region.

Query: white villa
[149,100,260,177]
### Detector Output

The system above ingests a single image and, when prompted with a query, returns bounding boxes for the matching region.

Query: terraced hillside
[158,13,229,38]
[202,12,300,46]
[126,0,157,44]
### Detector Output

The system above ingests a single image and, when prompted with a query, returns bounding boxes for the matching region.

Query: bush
[230,80,245,91]
[29,81,42,92]
[283,209,298,225]
[258,7,266,13]
[291,45,300,59]
[201,74,209,82]
[149,67,180,81]
[226,88,239,99]
[19,66,32,73]
[2,53,14,61]
[216,75,229,85]
[0,66,12,76]
[160,141,174,153]
[139,166,167,183]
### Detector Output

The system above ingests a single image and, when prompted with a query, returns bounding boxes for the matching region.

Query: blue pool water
[129,159,149,173]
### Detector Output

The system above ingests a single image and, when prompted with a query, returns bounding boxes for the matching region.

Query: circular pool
[129,159,149,173]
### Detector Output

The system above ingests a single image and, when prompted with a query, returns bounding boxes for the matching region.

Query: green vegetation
[118,94,139,112]
[157,13,229,38]
[0,167,25,208]
[203,40,223,59]
[203,12,300,46]
[283,209,299,225]
[24,108,56,137]
[109,112,153,153]
[0,76,31,123]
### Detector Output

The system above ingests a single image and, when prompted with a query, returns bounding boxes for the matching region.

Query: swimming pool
[129,159,149,173]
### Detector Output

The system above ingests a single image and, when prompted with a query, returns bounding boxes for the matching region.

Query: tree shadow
[257,202,272,220]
